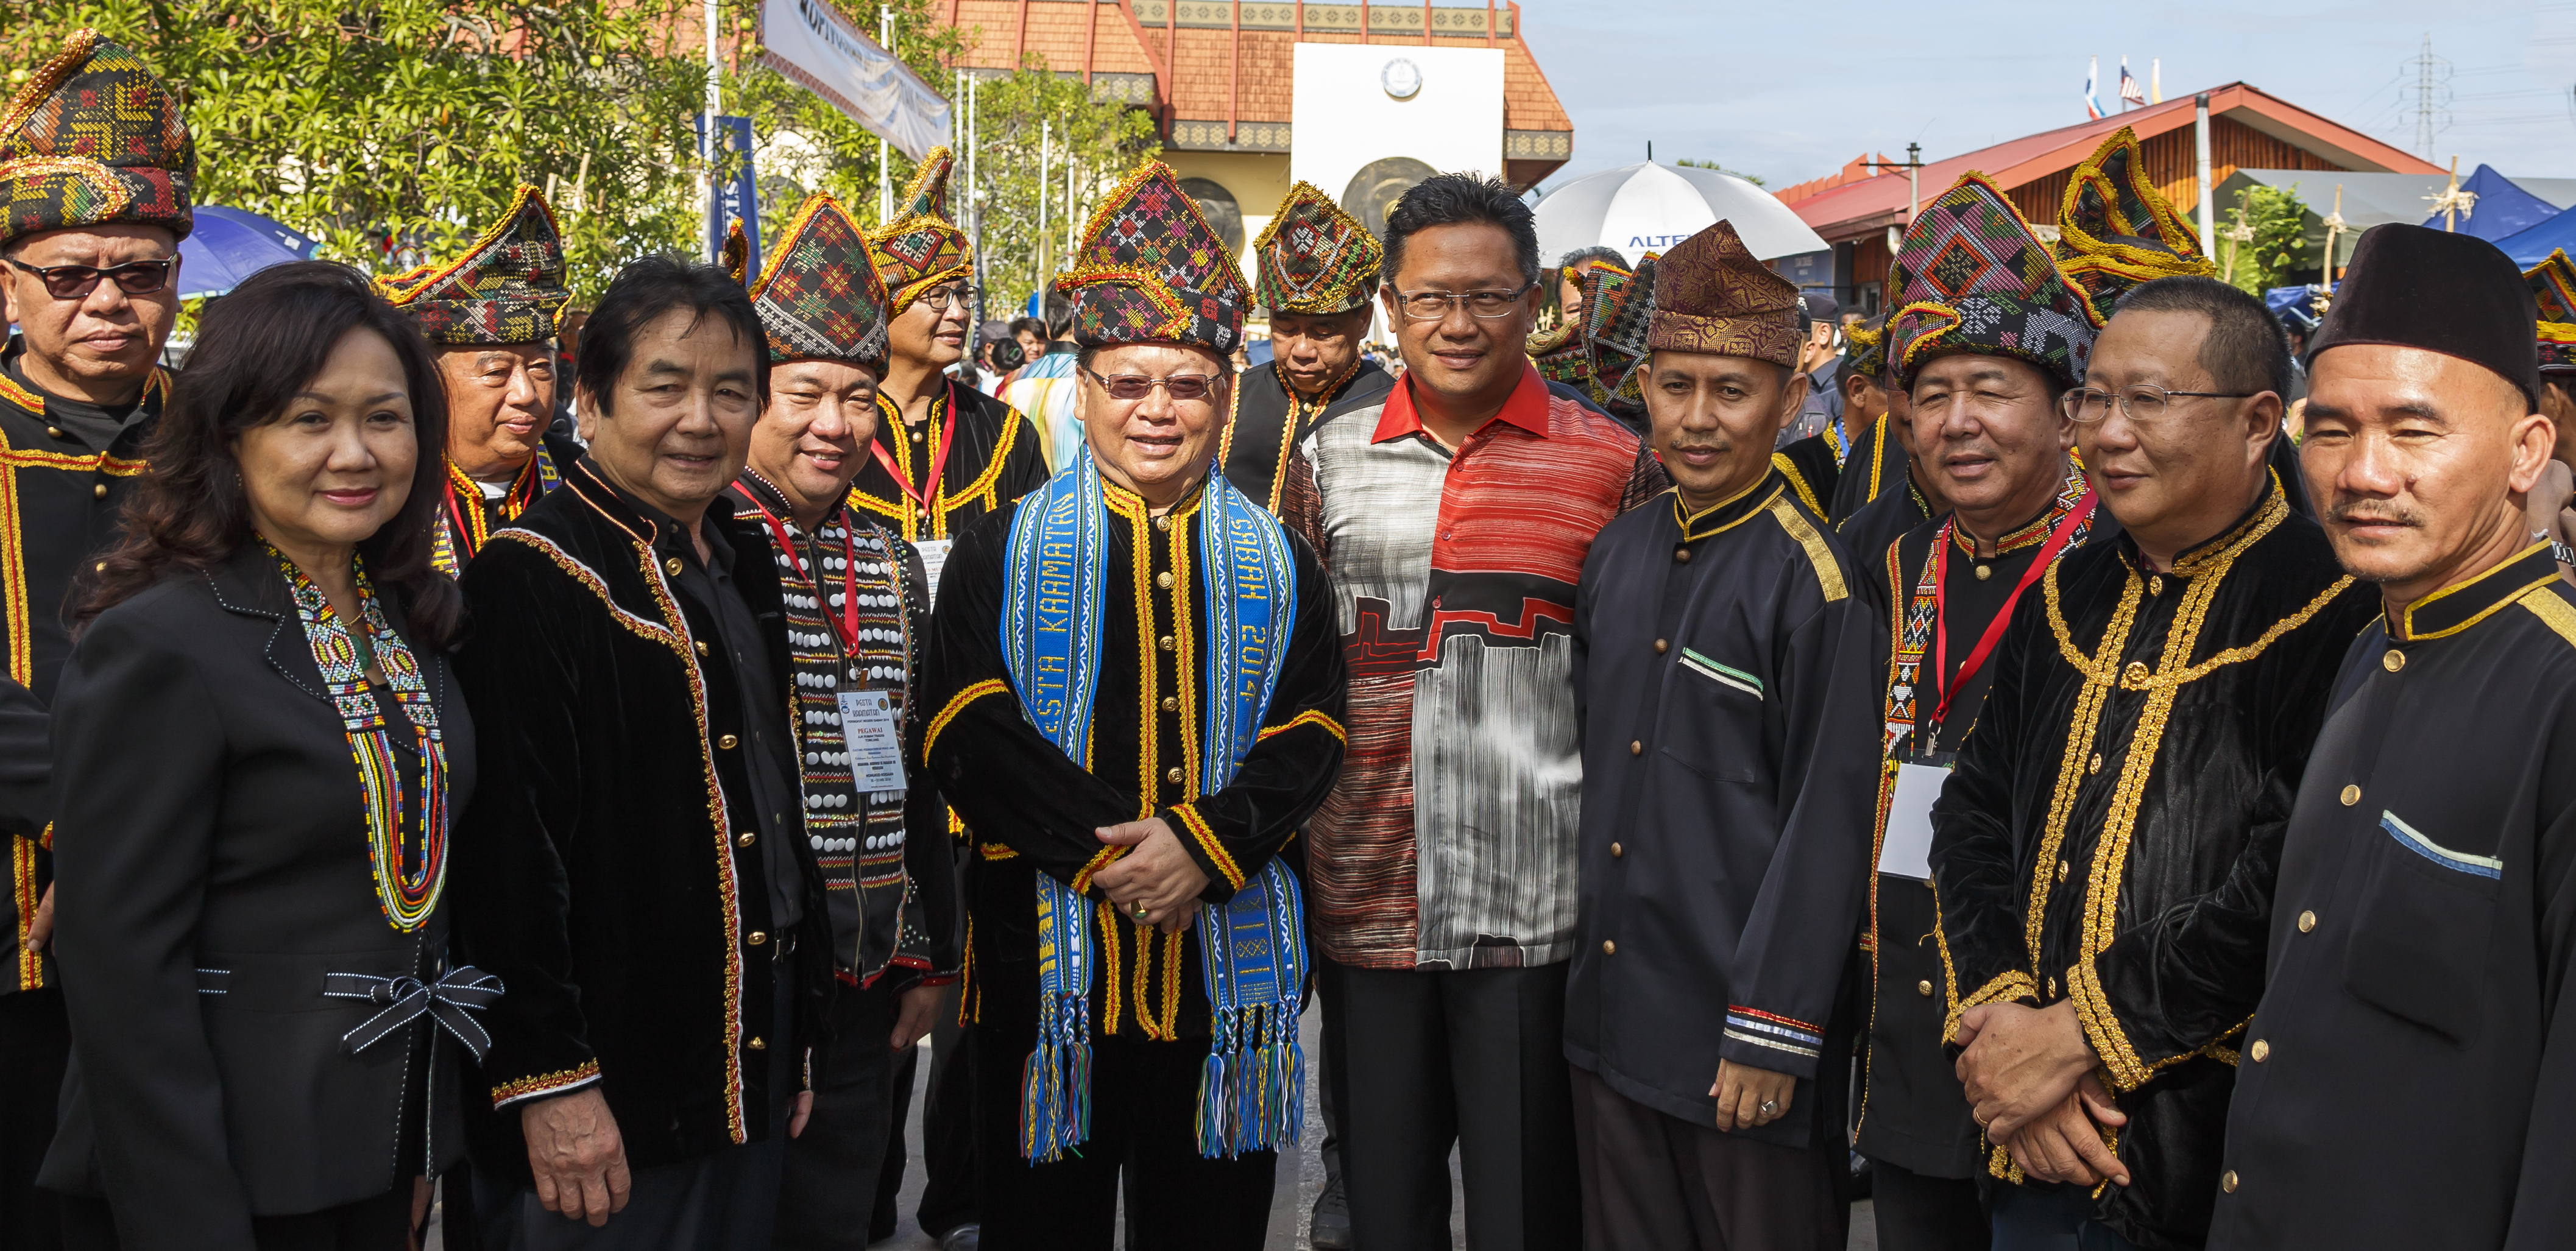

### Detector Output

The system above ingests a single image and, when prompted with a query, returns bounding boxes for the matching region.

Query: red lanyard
[1928,488,2097,730]
[869,381,960,524]
[741,493,865,654]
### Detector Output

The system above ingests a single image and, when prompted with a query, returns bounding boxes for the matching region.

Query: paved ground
[440,1000,1880,1250]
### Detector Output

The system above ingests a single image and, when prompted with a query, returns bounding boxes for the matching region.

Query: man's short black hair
[1044,293,1075,340]
[1384,174,1541,291]
[2111,275,2293,398]
[1556,245,1626,275]
[1010,315,1047,341]
[576,255,768,421]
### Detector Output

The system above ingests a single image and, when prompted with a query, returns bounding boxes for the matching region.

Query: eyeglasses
[2061,383,2259,423]
[917,284,982,312]
[1081,368,1223,401]
[5,256,177,300]
[1390,284,1535,321]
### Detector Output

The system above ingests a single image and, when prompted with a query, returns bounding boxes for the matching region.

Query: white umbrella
[1534,161,1827,267]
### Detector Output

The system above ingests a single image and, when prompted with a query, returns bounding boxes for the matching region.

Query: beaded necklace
[267,541,450,931]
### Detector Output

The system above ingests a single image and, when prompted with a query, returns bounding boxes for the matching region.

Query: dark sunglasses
[1081,368,1222,402]
[5,256,178,300]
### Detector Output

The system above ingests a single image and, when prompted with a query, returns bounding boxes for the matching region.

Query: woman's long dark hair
[79,261,462,648]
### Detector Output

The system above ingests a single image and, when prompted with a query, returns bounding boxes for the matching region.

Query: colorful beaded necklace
[266,540,450,931]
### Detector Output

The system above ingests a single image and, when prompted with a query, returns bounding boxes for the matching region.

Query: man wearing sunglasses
[0,32,194,1249]
[1276,173,1663,1250]
[1928,255,2374,1248]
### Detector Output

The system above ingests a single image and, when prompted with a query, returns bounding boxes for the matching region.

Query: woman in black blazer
[39,263,483,1251]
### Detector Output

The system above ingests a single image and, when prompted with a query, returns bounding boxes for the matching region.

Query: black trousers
[777,979,896,1250]
[873,979,977,1239]
[1316,959,1580,1251]
[2,985,68,1250]
[1569,1063,1845,1251]
[60,1186,409,1251]
[1870,1157,1991,1251]
[971,1020,1275,1250]
[478,966,798,1251]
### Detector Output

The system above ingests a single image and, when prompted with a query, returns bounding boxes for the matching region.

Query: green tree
[5,0,714,301]
[2217,183,2310,296]
[1677,157,1764,187]
[950,68,1162,314]
[729,0,968,232]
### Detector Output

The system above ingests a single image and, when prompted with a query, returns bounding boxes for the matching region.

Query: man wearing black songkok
[1923,173,2377,1245]
[2210,224,2576,1250]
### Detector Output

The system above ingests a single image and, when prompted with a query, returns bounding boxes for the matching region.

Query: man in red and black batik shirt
[1280,173,1663,1249]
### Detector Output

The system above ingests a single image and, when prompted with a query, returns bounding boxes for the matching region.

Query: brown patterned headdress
[1884,172,2101,389]
[0,29,194,246]
[727,193,890,366]
[2051,127,2217,306]
[1055,159,1248,355]
[2526,249,2576,375]
[867,146,973,315]
[1253,181,1381,316]
[380,185,571,347]
[1646,220,1800,368]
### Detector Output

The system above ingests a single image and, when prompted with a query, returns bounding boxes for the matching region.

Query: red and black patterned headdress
[727,193,891,367]
[1252,181,1381,316]
[2525,249,2576,376]
[2051,127,2216,307]
[868,146,972,316]
[1884,172,2101,389]
[1646,221,1800,368]
[1056,160,1248,355]
[1534,254,1631,387]
[0,29,194,245]
[1581,252,1658,409]
[380,185,571,347]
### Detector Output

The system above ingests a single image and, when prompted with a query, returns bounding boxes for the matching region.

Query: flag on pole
[2151,58,2164,104]
[2119,57,2146,110]
[2085,57,2104,120]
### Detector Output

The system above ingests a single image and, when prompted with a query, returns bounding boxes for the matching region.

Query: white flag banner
[759,0,951,161]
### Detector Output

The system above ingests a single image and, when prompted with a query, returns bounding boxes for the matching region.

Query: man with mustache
[1220,183,1395,513]
[381,186,579,577]
[1925,162,2376,1249]
[2209,224,2576,1250]
[1563,217,1880,1250]
[720,193,961,1251]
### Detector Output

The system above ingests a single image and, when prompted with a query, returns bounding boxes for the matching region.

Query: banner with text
[759,0,951,161]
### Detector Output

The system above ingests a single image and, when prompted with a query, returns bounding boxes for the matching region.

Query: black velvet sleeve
[47,602,258,1249]
[1928,565,2048,1041]
[1160,530,1348,904]
[450,541,604,1106]
[0,675,48,842]
[919,513,1150,886]
[893,536,961,981]
[999,412,1052,505]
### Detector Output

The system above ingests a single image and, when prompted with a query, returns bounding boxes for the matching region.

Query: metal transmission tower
[2401,33,2453,161]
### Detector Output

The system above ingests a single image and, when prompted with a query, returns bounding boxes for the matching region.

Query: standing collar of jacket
[1373,361,1551,443]
[567,456,743,563]
[2388,541,2562,642]
[1673,471,1788,543]
[2113,471,2285,580]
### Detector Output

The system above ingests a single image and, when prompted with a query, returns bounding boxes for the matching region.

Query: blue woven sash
[1001,449,1306,1161]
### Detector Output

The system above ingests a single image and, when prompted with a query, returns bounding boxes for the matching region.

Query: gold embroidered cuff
[2068,957,2151,1092]
[491,1059,603,1109]
[1946,970,2039,1046]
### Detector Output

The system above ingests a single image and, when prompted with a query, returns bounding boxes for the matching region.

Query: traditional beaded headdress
[725,192,891,366]
[1844,315,1889,381]
[1884,172,2101,389]
[1055,159,1247,354]
[867,146,974,315]
[2525,248,2576,376]
[1252,181,1381,316]
[1535,255,1630,386]
[1646,220,1800,368]
[380,185,571,347]
[1581,251,1658,408]
[0,29,194,245]
[2051,127,2217,308]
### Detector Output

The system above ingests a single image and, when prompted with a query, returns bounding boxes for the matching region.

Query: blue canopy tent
[2422,164,2562,244]
[178,206,319,300]
[2267,284,2332,334]
[2496,206,2576,269]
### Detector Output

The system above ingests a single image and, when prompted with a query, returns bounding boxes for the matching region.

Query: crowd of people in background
[5,29,2576,1251]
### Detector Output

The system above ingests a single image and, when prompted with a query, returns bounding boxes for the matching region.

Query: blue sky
[1521,1,2576,194]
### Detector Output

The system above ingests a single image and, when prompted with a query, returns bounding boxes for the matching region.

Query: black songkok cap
[2309,223,2539,406]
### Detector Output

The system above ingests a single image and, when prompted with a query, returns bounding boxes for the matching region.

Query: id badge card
[913,539,955,612]
[838,689,908,794]
[1878,753,1956,881]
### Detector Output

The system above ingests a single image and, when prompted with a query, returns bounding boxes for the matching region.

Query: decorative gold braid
[1772,453,1823,515]
[1769,498,1849,602]
[1946,968,2039,1048]
[0,30,102,141]
[2028,563,2142,974]
[1095,898,1122,1034]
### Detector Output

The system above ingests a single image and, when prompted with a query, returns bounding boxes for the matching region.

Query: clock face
[1382,57,1423,100]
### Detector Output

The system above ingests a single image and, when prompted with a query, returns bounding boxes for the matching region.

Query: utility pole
[878,7,894,227]
[703,0,721,259]
[1036,121,1052,311]
[1865,143,1925,222]
[2195,93,2214,259]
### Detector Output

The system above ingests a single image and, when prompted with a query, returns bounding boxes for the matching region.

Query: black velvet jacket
[40,546,474,1244]
[1218,359,1394,513]
[918,476,1346,1040]
[1928,479,2376,1250]
[849,376,1049,544]
[1774,411,1908,527]
[2213,547,2576,1251]
[450,461,832,1183]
